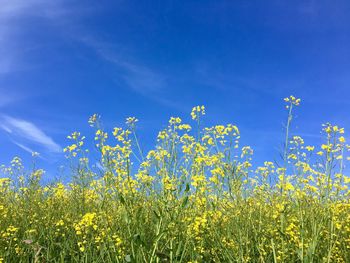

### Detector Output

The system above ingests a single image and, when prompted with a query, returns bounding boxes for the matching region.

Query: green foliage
[1,97,350,262]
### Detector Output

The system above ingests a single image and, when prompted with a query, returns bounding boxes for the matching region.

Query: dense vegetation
[1,96,350,262]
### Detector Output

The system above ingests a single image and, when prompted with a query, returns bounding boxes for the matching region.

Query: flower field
[1,96,350,262]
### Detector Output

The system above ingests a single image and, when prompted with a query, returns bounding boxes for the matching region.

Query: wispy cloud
[81,38,166,94]
[0,86,26,109]
[0,115,61,153]
[79,37,188,112]
[11,140,47,160]
[0,0,69,18]
[118,61,166,95]
[0,95,16,108]
[1,1,186,111]
[0,0,72,74]
[12,140,35,154]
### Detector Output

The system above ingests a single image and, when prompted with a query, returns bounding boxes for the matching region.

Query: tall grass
[1,96,350,262]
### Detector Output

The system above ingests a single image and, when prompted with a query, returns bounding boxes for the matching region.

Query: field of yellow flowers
[1,96,350,262]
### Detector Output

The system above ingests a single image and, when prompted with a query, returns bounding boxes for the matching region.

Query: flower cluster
[1,96,350,262]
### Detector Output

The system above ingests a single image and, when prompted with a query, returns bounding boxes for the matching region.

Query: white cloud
[79,38,189,111]
[80,38,166,96]
[0,88,23,108]
[0,0,70,74]
[12,140,34,154]
[0,124,12,133]
[0,0,67,18]
[118,61,166,95]
[0,115,61,153]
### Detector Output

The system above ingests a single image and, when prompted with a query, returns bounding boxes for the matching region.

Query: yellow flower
[78,242,85,252]
[191,105,205,120]
[88,113,100,127]
[305,146,314,151]
[191,175,206,187]
[285,182,295,191]
[344,176,350,184]
[169,117,182,125]
[284,95,301,106]
[126,117,138,127]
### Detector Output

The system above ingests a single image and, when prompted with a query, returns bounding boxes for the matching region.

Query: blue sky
[1,0,350,178]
